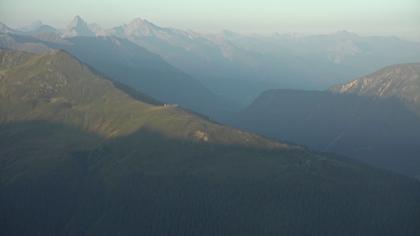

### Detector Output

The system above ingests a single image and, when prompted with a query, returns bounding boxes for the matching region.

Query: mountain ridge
[0,48,286,148]
[331,63,420,116]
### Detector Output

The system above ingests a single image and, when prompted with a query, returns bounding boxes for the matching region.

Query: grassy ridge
[0,49,285,148]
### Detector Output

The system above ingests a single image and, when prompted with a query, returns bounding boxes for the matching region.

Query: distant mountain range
[103,20,420,106]
[234,63,420,177]
[0,29,232,120]
[0,21,57,36]
[2,49,420,235]
[2,16,420,107]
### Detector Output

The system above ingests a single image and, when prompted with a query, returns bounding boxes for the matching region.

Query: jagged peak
[63,15,94,37]
[72,15,84,23]
[121,17,165,37]
[126,17,162,31]
[67,15,88,28]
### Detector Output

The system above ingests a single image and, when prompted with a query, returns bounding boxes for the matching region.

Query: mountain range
[101,18,420,106]
[2,16,420,176]
[2,15,420,235]
[2,48,420,235]
[3,16,420,107]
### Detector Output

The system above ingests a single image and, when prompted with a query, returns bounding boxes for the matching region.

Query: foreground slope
[1,50,420,236]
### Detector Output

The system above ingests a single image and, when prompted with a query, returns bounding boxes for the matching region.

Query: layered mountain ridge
[2,15,420,235]
[234,63,420,177]
[2,48,420,235]
[4,16,420,107]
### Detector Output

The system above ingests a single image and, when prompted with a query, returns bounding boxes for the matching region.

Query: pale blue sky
[1,0,419,40]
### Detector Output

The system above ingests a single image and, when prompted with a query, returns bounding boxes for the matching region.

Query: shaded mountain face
[0,33,232,120]
[331,63,420,116]
[2,49,420,235]
[234,64,420,177]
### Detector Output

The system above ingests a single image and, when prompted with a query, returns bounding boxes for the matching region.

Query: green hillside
[0,49,284,147]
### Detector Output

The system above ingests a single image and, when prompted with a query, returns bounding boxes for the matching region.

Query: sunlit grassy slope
[0,49,285,148]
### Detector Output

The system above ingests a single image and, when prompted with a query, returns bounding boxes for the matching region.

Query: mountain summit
[63,15,95,37]
[110,17,168,38]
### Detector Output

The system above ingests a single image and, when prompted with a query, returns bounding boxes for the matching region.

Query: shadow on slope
[1,121,420,236]
[234,89,420,177]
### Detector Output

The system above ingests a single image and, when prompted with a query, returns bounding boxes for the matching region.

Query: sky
[1,0,419,40]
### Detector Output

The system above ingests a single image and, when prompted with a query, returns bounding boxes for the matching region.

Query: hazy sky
[1,0,419,40]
